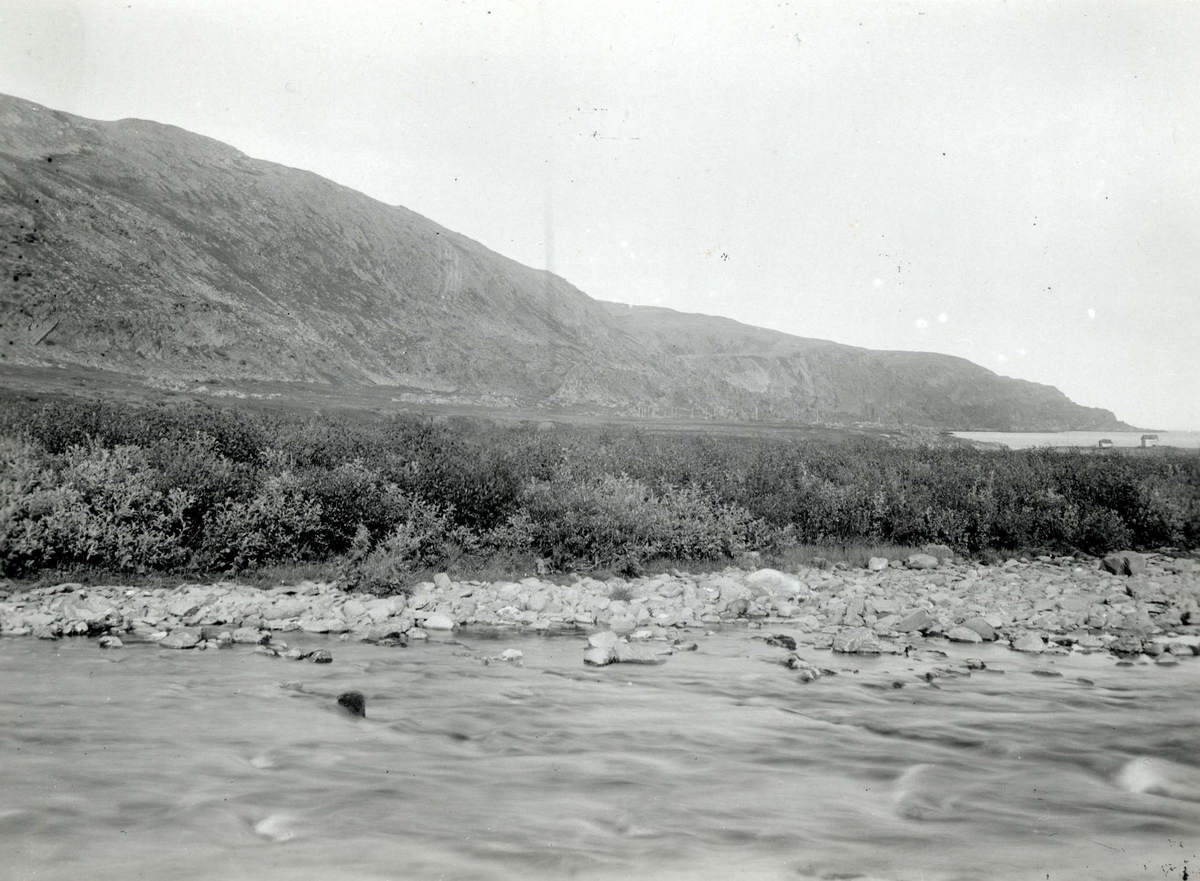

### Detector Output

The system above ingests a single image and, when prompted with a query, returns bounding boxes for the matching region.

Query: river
[2,631,1198,880]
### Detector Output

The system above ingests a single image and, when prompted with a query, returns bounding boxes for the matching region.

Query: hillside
[0,93,1127,430]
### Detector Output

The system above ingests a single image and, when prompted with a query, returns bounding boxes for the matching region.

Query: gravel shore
[2,551,1197,664]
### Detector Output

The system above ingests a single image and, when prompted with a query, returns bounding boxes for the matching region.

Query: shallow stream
[2,631,1198,880]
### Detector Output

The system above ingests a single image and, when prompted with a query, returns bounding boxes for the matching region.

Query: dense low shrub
[1,396,1197,577]
[521,473,764,570]
[1,439,191,574]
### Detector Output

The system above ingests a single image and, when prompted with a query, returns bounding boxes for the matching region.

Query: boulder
[946,626,983,644]
[299,618,350,634]
[1109,635,1145,657]
[1011,633,1046,653]
[309,649,333,664]
[337,691,366,717]
[360,622,409,646]
[587,631,620,649]
[832,627,881,654]
[867,557,889,572]
[583,646,616,666]
[498,649,524,662]
[785,654,823,682]
[98,636,123,649]
[922,544,954,560]
[743,569,805,595]
[763,634,797,651]
[232,627,269,645]
[422,612,455,631]
[613,642,668,665]
[905,554,940,570]
[960,617,997,641]
[896,608,935,634]
[1101,553,1146,577]
[159,630,200,650]
[433,572,453,591]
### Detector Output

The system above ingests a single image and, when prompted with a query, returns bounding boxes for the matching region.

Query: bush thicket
[1,397,1197,579]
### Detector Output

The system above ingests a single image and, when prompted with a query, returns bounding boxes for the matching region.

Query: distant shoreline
[952,430,1200,450]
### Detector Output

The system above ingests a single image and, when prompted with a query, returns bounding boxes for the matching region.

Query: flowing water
[2,631,1198,881]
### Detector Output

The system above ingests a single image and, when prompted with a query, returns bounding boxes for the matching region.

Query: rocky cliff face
[0,94,1127,430]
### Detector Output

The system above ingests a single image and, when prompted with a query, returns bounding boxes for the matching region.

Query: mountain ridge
[0,93,1129,431]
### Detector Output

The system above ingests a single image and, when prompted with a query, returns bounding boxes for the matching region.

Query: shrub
[2,396,1198,578]
[0,440,192,574]
[200,469,323,570]
[521,473,761,570]
[340,495,471,594]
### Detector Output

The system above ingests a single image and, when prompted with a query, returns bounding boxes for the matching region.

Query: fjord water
[951,430,1200,449]
[2,633,1197,881]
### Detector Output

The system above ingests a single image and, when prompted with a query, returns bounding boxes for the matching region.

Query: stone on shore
[232,627,270,644]
[832,627,881,654]
[1102,552,1146,577]
[946,626,983,644]
[422,612,455,631]
[299,617,349,634]
[905,554,940,570]
[867,557,889,572]
[98,635,122,649]
[960,617,998,641]
[1011,634,1046,653]
[896,608,935,634]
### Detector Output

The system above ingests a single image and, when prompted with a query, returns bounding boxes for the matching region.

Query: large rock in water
[1011,634,1046,653]
[422,613,455,631]
[946,626,983,644]
[159,630,199,649]
[613,642,668,665]
[1102,552,1146,577]
[1109,634,1145,656]
[584,646,616,666]
[832,627,881,654]
[337,691,366,717]
[587,631,620,649]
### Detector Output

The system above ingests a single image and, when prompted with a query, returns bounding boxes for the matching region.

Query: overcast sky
[2,0,1197,428]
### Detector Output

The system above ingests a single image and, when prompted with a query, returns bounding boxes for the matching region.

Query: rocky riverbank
[2,551,1198,667]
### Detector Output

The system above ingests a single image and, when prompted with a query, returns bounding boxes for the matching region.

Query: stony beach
[2,550,1198,670]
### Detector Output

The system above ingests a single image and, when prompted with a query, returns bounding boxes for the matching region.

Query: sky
[1,0,1197,429]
